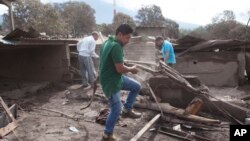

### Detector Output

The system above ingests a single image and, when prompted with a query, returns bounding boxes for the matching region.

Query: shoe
[101,133,118,141]
[121,108,142,119]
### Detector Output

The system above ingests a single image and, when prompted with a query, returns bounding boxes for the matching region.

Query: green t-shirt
[99,36,124,98]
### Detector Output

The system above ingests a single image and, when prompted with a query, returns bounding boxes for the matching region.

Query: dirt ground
[1,80,249,141]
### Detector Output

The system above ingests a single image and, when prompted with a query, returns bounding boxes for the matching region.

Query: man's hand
[115,63,139,74]
[130,65,139,74]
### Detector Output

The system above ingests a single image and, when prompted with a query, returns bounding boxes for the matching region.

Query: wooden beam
[130,114,161,141]
[0,97,17,137]
[134,102,221,125]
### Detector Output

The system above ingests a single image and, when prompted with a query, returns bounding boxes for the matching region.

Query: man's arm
[164,51,169,63]
[115,63,138,74]
[89,41,99,58]
[76,40,83,52]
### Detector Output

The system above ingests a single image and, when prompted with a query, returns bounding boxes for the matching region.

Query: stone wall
[0,45,70,82]
[174,51,240,86]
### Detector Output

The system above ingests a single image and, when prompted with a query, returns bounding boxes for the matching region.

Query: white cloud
[0,5,9,15]
[102,0,250,25]
[1,0,249,25]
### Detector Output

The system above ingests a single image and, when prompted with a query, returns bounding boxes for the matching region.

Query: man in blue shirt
[155,36,176,67]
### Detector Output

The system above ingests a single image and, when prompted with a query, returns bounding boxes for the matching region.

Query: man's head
[155,36,164,48]
[115,24,133,46]
[92,31,99,41]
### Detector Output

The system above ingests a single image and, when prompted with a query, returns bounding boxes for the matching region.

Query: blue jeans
[104,75,141,134]
[78,55,96,86]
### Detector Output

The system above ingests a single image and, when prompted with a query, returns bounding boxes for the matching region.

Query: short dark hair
[115,24,133,35]
[155,36,164,42]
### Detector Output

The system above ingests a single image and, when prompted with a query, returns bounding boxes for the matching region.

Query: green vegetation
[1,0,249,40]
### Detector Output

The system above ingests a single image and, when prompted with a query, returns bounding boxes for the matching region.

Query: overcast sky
[1,0,250,25]
[101,0,250,25]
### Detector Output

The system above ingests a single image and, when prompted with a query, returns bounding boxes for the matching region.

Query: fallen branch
[147,83,164,116]
[33,107,78,121]
[80,76,99,110]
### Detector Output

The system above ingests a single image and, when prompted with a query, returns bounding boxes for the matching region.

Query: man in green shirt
[100,24,142,141]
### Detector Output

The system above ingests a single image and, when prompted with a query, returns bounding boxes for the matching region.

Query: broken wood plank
[0,104,17,128]
[134,102,221,125]
[0,97,17,137]
[0,122,17,137]
[126,62,159,74]
[125,60,157,66]
[0,97,16,123]
[184,97,204,115]
[130,114,161,141]
[147,83,164,116]
[161,115,222,129]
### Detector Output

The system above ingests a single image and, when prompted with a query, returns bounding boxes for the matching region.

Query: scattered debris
[158,126,211,141]
[69,126,79,133]
[95,108,109,125]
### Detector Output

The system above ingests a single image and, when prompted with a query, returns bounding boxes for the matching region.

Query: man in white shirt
[77,31,99,89]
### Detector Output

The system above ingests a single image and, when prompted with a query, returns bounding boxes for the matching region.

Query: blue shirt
[161,40,176,64]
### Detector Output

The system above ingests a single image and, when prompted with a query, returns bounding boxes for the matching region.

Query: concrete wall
[174,51,240,87]
[0,45,70,82]
[93,37,157,69]
[149,76,195,108]
[124,41,156,63]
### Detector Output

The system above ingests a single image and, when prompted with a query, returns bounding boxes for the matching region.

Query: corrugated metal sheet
[3,28,40,40]
[0,28,78,47]
[0,38,15,45]
[177,39,250,57]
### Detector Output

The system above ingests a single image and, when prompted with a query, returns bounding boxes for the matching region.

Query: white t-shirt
[77,36,99,58]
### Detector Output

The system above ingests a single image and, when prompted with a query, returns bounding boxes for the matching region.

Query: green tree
[206,10,238,39]
[212,10,235,23]
[136,5,165,26]
[58,1,96,37]
[2,0,68,36]
[164,18,179,38]
[97,23,113,36]
[179,28,192,38]
[136,5,179,38]
[113,12,136,31]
